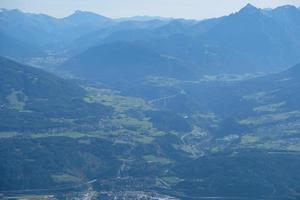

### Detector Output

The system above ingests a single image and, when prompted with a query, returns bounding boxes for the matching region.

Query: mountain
[2,5,300,75]
[0,9,115,60]
[65,17,222,57]
[0,32,42,59]
[117,15,172,21]
[0,9,58,46]
[283,62,300,76]
[135,4,300,75]
[68,3,300,75]
[266,5,300,45]
[242,62,300,110]
[1,5,300,199]
[205,4,300,72]
[64,19,171,56]
[59,3,300,88]
[179,4,298,74]
[0,9,114,45]
[61,42,195,85]
[0,56,112,131]
[63,10,112,25]
[59,10,115,41]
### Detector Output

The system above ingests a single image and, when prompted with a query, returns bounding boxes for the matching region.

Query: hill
[61,42,195,85]
[0,56,112,131]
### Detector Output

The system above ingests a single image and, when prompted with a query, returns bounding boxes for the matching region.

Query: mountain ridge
[0,56,112,131]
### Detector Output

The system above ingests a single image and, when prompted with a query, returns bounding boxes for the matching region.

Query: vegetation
[0,57,112,132]
[1,4,300,199]
[144,155,173,165]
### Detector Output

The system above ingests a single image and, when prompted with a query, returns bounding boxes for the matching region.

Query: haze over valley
[1,2,300,200]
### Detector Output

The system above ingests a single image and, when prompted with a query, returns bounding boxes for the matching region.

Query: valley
[1,3,300,200]
[1,69,300,199]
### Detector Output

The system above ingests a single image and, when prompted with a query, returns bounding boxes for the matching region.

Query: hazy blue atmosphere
[1,1,300,199]
[1,0,300,19]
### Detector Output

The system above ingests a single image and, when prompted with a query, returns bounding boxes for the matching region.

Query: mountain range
[1,4,300,199]
[1,4,300,75]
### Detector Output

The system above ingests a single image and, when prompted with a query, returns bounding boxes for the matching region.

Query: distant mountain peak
[66,10,110,20]
[73,10,98,15]
[285,63,300,76]
[0,8,22,14]
[69,10,104,17]
[0,8,18,12]
[245,3,257,9]
[279,5,297,9]
[63,10,112,24]
[239,3,260,14]
[274,5,299,12]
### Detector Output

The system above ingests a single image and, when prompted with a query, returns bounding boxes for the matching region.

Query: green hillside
[0,57,112,132]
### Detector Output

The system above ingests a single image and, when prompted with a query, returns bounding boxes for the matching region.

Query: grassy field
[243,91,273,103]
[0,132,18,138]
[144,155,173,165]
[161,176,183,185]
[241,135,259,144]
[82,87,167,144]
[30,132,87,139]
[84,87,153,112]
[253,102,285,113]
[239,111,300,125]
[2,195,56,200]
[6,90,26,111]
[51,174,81,183]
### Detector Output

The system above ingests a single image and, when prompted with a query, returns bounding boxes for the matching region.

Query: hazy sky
[1,0,300,19]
